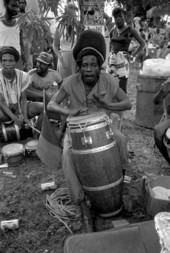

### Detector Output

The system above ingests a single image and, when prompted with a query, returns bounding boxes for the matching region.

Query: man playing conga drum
[48,30,132,232]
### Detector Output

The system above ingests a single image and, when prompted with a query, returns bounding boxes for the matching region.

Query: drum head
[166,128,170,139]
[25,140,38,150]
[67,112,108,127]
[2,143,24,156]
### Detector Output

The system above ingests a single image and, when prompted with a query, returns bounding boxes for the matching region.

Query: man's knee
[27,102,43,118]
[114,128,127,147]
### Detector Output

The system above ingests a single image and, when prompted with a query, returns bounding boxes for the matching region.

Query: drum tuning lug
[106,130,113,139]
[81,136,92,145]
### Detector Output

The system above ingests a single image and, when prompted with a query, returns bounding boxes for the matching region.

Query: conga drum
[0,121,33,143]
[163,128,170,158]
[2,143,25,167]
[67,112,123,217]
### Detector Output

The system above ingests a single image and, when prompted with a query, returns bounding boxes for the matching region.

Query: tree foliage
[115,0,170,16]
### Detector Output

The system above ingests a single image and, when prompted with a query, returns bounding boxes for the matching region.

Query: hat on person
[73,30,106,67]
[36,52,53,65]
[0,46,20,62]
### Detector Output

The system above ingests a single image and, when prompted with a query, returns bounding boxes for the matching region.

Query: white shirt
[0,20,21,54]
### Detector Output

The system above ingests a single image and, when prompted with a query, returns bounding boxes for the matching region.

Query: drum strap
[2,123,7,142]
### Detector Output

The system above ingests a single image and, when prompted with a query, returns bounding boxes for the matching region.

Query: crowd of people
[1,0,170,233]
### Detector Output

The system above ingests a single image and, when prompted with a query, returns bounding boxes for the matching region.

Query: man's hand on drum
[69,107,88,116]
[93,95,108,109]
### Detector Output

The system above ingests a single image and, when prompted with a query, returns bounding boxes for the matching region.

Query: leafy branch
[56,4,83,47]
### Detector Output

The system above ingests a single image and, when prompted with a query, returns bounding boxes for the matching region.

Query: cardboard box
[64,221,160,253]
[146,176,170,217]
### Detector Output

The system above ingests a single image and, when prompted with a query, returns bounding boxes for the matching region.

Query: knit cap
[73,30,106,65]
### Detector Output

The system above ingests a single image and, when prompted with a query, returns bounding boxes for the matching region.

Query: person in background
[18,0,33,72]
[27,51,63,125]
[107,7,145,93]
[154,77,170,165]
[136,28,149,69]
[52,3,79,79]
[157,40,169,59]
[0,46,43,138]
[133,16,142,33]
[152,27,164,48]
[48,30,132,232]
[27,52,62,102]
[0,0,25,70]
[103,12,114,34]
[19,0,26,13]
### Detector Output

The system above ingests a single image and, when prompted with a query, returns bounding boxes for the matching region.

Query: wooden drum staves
[67,112,123,217]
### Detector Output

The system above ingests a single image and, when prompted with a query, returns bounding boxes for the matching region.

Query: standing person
[18,0,33,72]
[0,0,25,70]
[133,16,142,33]
[136,28,149,69]
[0,47,44,138]
[19,0,26,13]
[48,30,132,232]
[107,7,145,93]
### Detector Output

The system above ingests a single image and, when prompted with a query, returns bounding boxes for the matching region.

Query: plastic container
[64,221,161,253]
[135,74,169,129]
[145,176,170,217]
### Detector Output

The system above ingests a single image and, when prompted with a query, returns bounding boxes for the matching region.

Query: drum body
[2,143,25,167]
[0,121,33,143]
[67,113,123,217]
[25,140,39,159]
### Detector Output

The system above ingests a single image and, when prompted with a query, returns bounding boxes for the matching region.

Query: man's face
[1,53,16,73]
[6,0,20,17]
[80,55,100,85]
[36,61,49,76]
[19,0,26,13]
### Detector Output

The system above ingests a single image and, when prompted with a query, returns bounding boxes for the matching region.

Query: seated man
[27,51,62,102]
[154,77,170,164]
[0,46,43,139]
[48,30,132,232]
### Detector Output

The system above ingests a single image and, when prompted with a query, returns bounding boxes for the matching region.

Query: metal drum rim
[68,121,108,133]
[67,112,109,127]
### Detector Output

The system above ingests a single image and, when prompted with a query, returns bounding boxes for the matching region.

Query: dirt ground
[0,64,169,253]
